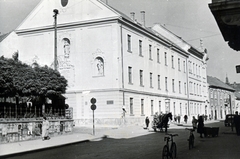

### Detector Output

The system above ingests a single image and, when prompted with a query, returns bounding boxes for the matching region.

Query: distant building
[207,76,235,120]
[227,81,240,114]
[0,0,208,125]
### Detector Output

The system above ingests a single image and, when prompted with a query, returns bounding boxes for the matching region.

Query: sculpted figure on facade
[58,38,72,69]
[92,49,105,76]
[95,57,104,76]
[57,37,75,87]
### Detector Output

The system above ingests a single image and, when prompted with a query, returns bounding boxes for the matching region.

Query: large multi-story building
[0,0,208,125]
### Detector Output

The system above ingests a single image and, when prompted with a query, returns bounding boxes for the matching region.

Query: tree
[0,56,68,98]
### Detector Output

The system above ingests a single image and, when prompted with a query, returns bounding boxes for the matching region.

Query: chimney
[140,11,145,26]
[130,12,135,21]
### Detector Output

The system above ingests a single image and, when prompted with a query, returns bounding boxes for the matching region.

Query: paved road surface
[4,121,240,159]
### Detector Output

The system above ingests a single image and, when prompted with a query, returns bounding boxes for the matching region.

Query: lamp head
[53,9,59,15]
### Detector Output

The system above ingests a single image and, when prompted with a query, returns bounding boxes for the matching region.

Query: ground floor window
[130,98,133,115]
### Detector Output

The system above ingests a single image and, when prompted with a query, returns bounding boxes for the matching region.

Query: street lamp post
[53,9,59,70]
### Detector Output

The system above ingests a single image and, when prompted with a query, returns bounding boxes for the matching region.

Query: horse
[157,112,173,132]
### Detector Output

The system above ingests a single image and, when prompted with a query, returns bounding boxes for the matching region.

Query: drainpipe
[186,58,190,116]
[120,24,125,106]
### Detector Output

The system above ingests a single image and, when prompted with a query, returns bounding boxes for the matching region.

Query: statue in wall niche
[96,57,104,75]
[57,38,73,69]
[63,38,70,63]
[92,49,105,77]
[57,37,75,87]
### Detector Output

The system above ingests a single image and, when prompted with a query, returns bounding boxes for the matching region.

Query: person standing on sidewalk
[234,111,240,136]
[184,115,188,124]
[145,116,150,129]
[42,117,50,141]
[192,116,197,130]
[197,116,204,138]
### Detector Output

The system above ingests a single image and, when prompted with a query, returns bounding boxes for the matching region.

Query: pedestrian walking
[177,115,181,124]
[174,115,177,123]
[197,116,204,138]
[145,116,150,129]
[234,111,240,136]
[184,115,188,124]
[192,116,197,130]
[42,116,50,141]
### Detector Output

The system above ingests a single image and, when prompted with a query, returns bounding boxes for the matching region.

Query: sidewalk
[0,120,219,158]
[0,124,153,157]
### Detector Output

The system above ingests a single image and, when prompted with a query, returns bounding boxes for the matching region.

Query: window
[165,52,167,66]
[165,77,168,91]
[184,82,187,95]
[158,75,161,90]
[180,103,182,115]
[199,66,201,76]
[197,84,199,95]
[139,40,142,56]
[173,102,176,115]
[178,58,180,71]
[128,66,132,84]
[172,79,175,92]
[196,64,198,76]
[151,100,154,115]
[141,99,144,115]
[199,85,201,96]
[159,101,161,113]
[150,72,153,88]
[188,61,192,74]
[149,45,152,60]
[130,98,133,115]
[140,70,143,86]
[179,81,181,93]
[127,34,131,52]
[171,55,174,68]
[193,83,196,94]
[183,61,186,73]
[157,49,160,63]
[193,63,195,75]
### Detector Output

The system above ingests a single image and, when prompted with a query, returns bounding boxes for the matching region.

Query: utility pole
[53,9,59,70]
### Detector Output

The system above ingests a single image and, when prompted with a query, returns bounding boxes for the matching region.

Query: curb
[0,135,106,158]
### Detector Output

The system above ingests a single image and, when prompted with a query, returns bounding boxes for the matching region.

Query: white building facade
[0,0,208,125]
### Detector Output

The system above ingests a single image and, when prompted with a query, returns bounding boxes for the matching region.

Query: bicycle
[162,133,178,159]
[186,128,195,150]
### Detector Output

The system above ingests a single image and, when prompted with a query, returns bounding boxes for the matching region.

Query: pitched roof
[234,91,240,100]
[0,32,11,43]
[207,76,235,91]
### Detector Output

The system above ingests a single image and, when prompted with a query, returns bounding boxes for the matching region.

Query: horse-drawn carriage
[152,112,172,132]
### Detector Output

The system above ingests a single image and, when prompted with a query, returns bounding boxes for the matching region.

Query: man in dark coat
[234,111,240,136]
[145,116,150,129]
[197,116,204,138]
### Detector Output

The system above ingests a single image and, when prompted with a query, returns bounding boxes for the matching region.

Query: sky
[0,0,240,83]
